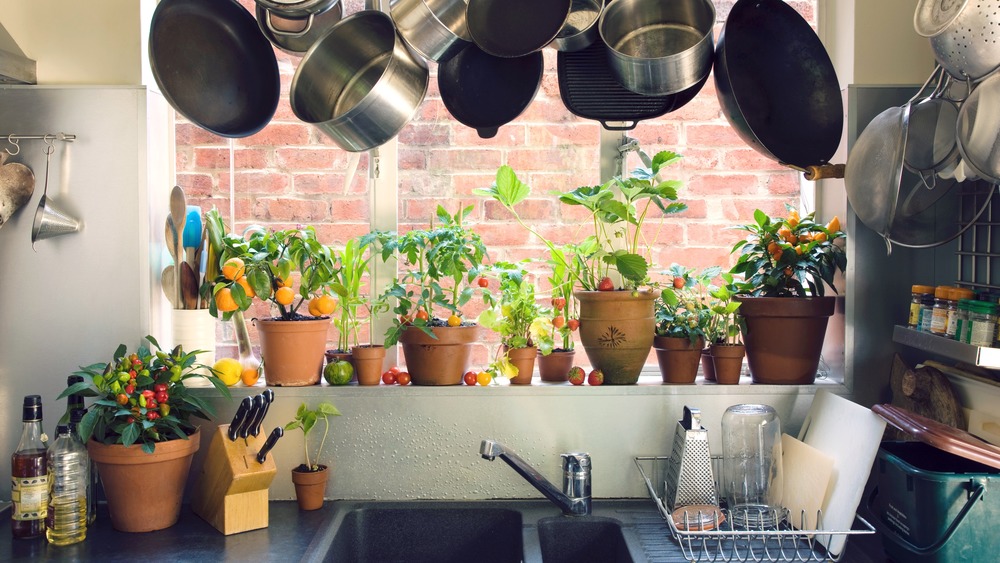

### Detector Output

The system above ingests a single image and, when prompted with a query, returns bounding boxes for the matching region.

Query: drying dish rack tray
[634,456,875,562]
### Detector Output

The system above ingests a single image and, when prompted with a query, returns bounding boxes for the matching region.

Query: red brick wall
[176,0,819,367]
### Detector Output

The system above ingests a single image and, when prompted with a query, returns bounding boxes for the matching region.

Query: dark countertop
[1,499,889,562]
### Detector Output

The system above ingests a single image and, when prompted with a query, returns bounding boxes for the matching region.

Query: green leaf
[613,252,648,283]
[317,403,341,417]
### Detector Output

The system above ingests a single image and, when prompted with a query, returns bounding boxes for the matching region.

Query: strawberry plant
[655,264,719,345]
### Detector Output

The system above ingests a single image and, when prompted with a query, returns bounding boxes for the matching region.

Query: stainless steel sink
[299,500,665,563]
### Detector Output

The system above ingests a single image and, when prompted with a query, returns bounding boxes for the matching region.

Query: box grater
[664,405,718,510]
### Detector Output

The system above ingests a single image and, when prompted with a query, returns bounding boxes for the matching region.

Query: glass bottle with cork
[45,421,88,546]
[11,395,49,539]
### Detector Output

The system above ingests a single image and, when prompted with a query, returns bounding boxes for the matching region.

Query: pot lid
[255,0,339,18]
[873,403,1000,470]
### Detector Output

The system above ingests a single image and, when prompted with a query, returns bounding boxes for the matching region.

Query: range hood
[0,25,35,84]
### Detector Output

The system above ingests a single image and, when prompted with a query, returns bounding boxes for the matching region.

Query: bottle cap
[55,424,69,436]
[67,374,83,386]
[22,395,42,422]
[934,286,952,299]
[912,285,934,294]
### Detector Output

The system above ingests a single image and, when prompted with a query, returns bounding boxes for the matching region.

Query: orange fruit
[236,277,255,298]
[778,226,795,244]
[826,216,841,233]
[215,287,239,312]
[317,294,337,315]
[766,241,780,255]
[241,366,260,386]
[222,257,245,281]
[308,298,323,317]
[447,314,462,327]
[787,210,800,228]
[275,286,295,306]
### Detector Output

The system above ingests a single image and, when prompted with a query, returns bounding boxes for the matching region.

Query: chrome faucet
[479,439,591,516]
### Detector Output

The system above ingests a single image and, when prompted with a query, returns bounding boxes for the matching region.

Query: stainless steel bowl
[599,0,715,96]
[552,0,604,52]
[390,0,471,63]
[290,11,429,152]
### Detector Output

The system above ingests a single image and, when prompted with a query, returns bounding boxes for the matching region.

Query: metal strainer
[904,67,961,187]
[915,0,1000,81]
[957,68,1000,183]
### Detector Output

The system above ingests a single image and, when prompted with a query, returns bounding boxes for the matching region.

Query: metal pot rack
[2,133,76,155]
[634,456,875,562]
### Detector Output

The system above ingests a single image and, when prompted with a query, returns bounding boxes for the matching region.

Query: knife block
[192,424,277,535]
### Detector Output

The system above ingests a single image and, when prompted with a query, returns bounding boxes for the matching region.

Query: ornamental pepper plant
[58,336,230,454]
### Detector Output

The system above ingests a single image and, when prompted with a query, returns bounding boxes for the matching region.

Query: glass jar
[967,300,998,347]
[948,289,975,340]
[929,285,953,336]
[909,285,934,329]
[721,404,784,529]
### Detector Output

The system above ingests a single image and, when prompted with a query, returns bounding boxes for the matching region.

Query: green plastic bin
[870,441,1000,563]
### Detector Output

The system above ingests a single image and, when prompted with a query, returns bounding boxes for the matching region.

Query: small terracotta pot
[87,430,200,532]
[256,317,331,386]
[399,325,479,385]
[575,290,656,385]
[537,349,576,382]
[291,464,329,511]
[504,346,537,384]
[653,335,704,384]
[711,343,745,385]
[351,345,386,386]
[700,348,716,382]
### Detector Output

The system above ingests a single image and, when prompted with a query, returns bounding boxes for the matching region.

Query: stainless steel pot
[256,0,343,56]
[256,0,339,19]
[390,0,471,63]
[290,11,429,152]
[599,0,715,96]
[552,0,604,53]
[915,0,1000,81]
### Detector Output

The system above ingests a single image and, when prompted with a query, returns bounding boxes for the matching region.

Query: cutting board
[781,434,834,531]
[797,390,886,556]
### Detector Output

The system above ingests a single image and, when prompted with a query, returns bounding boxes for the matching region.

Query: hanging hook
[6,135,19,156]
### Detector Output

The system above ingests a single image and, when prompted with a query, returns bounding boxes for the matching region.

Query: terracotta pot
[87,430,200,533]
[653,335,704,384]
[711,343,745,385]
[398,325,479,385]
[256,317,331,386]
[575,290,656,385]
[351,344,386,386]
[736,296,835,384]
[504,346,537,384]
[291,464,329,511]
[700,348,716,382]
[537,349,576,382]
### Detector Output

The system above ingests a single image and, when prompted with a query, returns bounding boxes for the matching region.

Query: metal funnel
[31,194,81,244]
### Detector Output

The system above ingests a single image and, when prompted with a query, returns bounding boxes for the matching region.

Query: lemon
[212,358,242,387]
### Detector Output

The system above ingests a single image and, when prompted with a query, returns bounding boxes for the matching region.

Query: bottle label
[931,308,949,334]
[11,474,49,520]
[908,303,921,327]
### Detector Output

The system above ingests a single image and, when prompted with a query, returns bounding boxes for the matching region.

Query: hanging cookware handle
[265,10,315,38]
[801,164,845,181]
[867,482,985,555]
[599,120,639,132]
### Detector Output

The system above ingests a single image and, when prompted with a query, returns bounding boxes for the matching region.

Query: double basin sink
[299,499,666,563]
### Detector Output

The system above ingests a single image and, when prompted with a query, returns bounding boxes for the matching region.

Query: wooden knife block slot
[192,424,277,535]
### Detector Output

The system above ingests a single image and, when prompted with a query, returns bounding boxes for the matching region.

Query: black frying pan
[438,44,543,139]
[557,38,708,130]
[149,0,280,138]
[714,0,842,175]
[467,0,571,58]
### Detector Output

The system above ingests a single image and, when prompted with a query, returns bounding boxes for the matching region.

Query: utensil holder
[664,405,718,510]
[192,425,277,535]
[171,309,217,385]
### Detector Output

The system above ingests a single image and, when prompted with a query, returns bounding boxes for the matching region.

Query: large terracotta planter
[87,430,201,533]
[575,290,656,385]
[291,465,329,511]
[256,317,331,386]
[504,346,537,385]
[736,296,835,384]
[537,349,576,382]
[351,344,386,386]
[398,325,479,385]
[653,336,704,384]
[711,343,745,385]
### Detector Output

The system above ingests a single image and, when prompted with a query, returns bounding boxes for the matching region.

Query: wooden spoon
[161,265,176,308]
[180,262,199,310]
[169,186,187,305]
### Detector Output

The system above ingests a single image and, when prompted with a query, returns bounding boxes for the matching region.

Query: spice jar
[966,300,998,347]
[929,285,954,336]
[947,288,975,339]
[909,285,934,330]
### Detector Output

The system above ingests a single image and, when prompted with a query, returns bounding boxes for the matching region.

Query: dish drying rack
[634,456,875,562]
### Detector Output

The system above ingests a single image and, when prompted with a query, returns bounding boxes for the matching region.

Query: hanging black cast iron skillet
[714,0,842,172]
[149,0,280,138]
[438,44,544,139]
[466,0,571,58]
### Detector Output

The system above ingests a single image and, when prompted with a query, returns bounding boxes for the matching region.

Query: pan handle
[600,121,638,131]
[786,163,845,181]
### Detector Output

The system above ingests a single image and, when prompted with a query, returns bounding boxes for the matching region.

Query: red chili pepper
[141,389,155,399]
[124,384,136,395]
[146,411,159,421]
[146,398,158,409]
[116,393,128,405]
[153,383,168,393]
[126,416,136,424]
[155,391,169,403]
[129,369,137,378]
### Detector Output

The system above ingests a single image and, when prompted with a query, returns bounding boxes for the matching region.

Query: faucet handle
[561,452,591,473]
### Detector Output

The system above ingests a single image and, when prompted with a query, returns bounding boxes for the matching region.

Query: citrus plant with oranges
[729,207,846,298]
[208,222,339,321]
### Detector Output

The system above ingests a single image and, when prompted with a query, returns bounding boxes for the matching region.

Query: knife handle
[252,390,274,437]
[256,427,283,464]
[240,394,264,440]
[228,396,252,441]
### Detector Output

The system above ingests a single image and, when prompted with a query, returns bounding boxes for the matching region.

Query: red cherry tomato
[477,277,489,288]
[388,365,401,375]
[415,309,429,321]
[464,371,478,386]
[382,371,397,385]
[396,371,411,386]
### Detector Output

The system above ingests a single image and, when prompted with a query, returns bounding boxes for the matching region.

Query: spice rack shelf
[892,325,1000,369]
